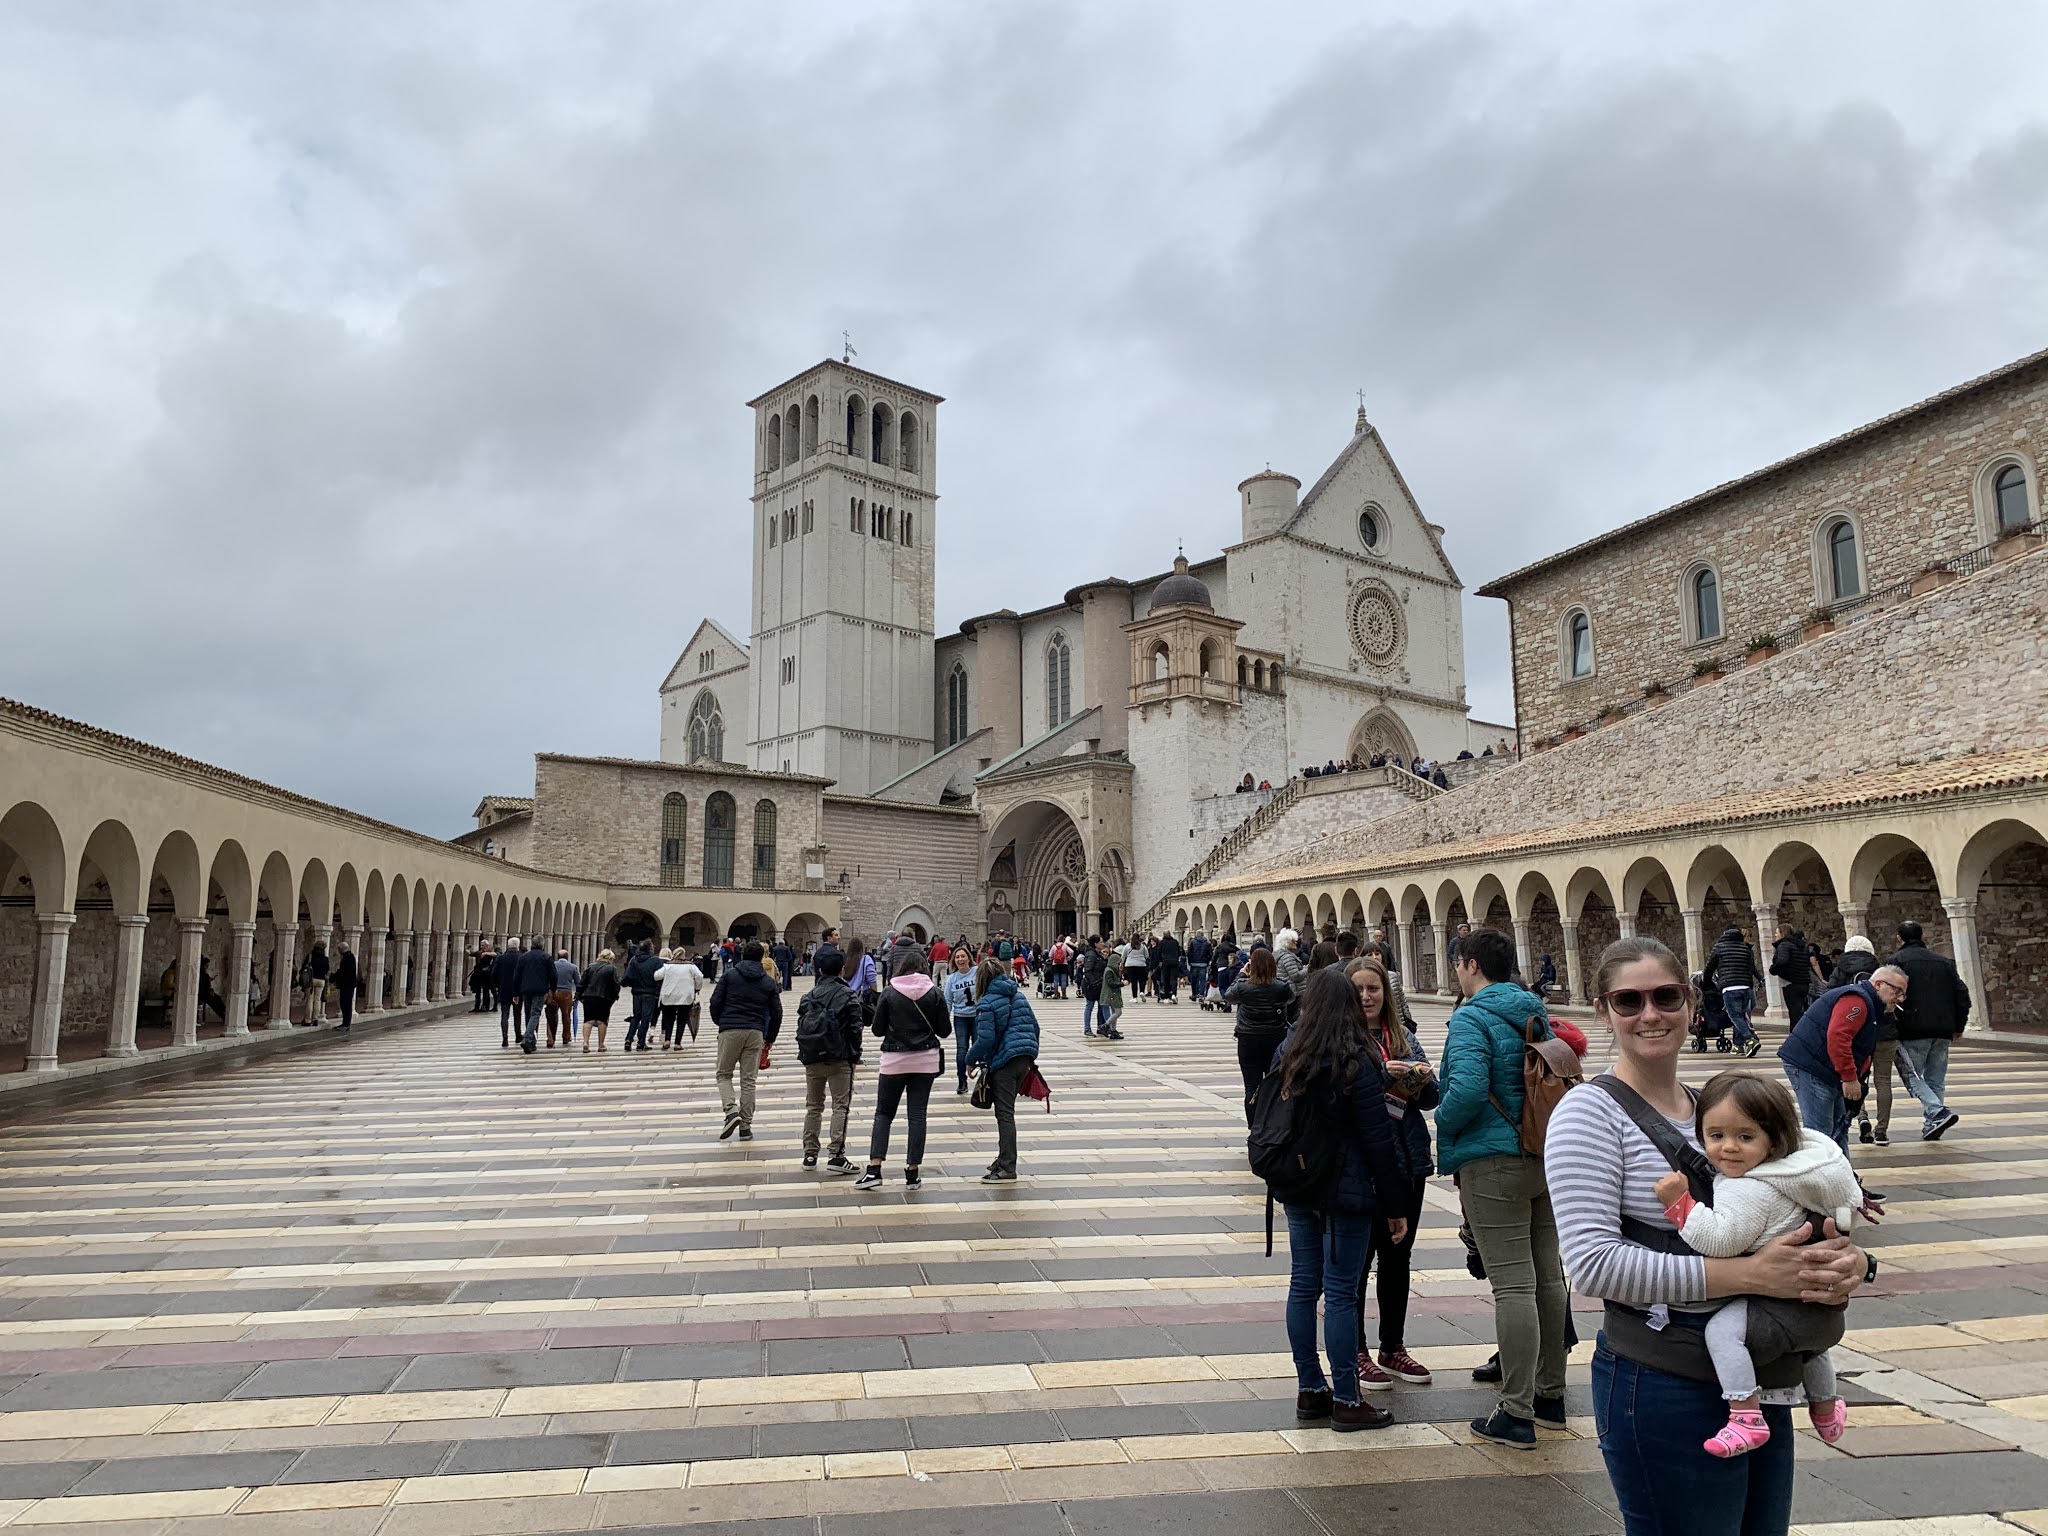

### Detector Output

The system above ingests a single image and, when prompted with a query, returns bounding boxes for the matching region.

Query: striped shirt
[1546,1075,1709,1309]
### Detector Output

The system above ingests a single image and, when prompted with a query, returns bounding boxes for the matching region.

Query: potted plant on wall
[1641,681,1671,707]
[1800,607,1837,641]
[1743,633,1780,665]
[1910,561,1959,596]
[1692,657,1725,684]
[1598,701,1628,725]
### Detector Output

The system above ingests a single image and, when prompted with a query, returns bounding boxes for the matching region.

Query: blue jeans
[952,1016,975,1089]
[1721,987,1758,1048]
[1082,997,1099,1034]
[1192,970,1209,1001]
[521,993,545,1047]
[1593,1340,1795,1536]
[1785,1064,1851,1152]
[1895,1038,1950,1132]
[1284,1204,1370,1404]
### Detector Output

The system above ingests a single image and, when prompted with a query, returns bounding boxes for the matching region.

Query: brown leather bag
[1488,1015,1584,1156]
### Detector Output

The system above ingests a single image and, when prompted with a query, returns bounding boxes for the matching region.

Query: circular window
[1347,582,1406,665]
[1358,505,1383,550]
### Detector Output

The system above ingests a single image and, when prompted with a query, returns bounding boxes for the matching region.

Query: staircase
[1134,766,1442,932]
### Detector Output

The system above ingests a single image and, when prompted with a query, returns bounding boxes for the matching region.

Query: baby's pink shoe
[1704,1409,1772,1459]
[1808,1398,1849,1444]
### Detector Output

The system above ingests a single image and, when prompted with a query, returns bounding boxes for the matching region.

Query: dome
[1149,555,1212,613]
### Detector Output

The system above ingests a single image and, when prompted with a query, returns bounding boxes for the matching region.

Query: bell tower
[745,361,942,794]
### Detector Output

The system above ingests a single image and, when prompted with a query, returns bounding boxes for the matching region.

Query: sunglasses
[1600,983,1692,1017]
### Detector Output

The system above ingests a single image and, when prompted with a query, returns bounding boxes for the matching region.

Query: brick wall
[1491,358,2048,743]
[820,796,984,945]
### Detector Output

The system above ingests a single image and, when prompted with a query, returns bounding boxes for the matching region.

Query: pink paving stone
[335,1329,550,1357]
[945,1308,1141,1334]
[545,1319,760,1350]
[759,1313,947,1340]
[0,1348,110,1375]
[112,1336,342,1367]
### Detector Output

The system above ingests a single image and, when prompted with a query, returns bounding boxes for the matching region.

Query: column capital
[176,915,209,935]
[37,911,78,933]
[1561,918,1580,933]
[115,911,150,930]
[230,919,258,936]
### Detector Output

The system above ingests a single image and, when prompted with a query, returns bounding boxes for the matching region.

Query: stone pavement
[2,990,2048,1536]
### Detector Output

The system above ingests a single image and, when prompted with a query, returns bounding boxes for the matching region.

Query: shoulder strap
[1592,1076,1713,1202]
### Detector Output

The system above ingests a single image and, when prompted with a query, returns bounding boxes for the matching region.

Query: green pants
[1459,1152,1569,1420]
[716,1029,764,1125]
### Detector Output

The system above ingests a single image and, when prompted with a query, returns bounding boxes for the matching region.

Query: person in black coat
[1188,930,1214,1003]
[1885,921,1971,1141]
[514,939,555,1054]
[621,940,664,1052]
[493,942,524,1047]
[1702,925,1762,1055]
[1770,926,1814,1028]
[332,943,359,1032]
[708,944,783,1139]
[468,945,496,1013]
[1153,932,1185,1003]
[1226,946,1294,1123]
[770,937,797,992]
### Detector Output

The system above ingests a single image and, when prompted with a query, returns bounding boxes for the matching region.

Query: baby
[1652,1071,1861,1459]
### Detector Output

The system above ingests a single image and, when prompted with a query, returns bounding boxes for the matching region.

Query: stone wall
[1980,842,2048,1028]
[1490,355,2048,743]
[820,796,984,945]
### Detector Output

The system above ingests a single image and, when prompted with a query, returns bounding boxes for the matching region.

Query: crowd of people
[1231,739,1517,796]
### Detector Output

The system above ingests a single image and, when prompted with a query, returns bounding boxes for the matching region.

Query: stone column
[1942,898,1989,1030]
[173,916,207,1046]
[1562,920,1584,1006]
[425,930,445,1003]
[389,933,412,1012]
[1680,907,1706,977]
[270,927,297,1030]
[1616,911,1637,940]
[1512,919,1534,984]
[225,921,256,1037]
[1395,919,1418,988]
[364,930,387,1013]
[309,925,333,1023]
[1430,922,1451,996]
[107,914,148,1056]
[411,931,430,1004]
[1751,905,1783,1016]
[1838,902,1870,944]
[25,912,76,1072]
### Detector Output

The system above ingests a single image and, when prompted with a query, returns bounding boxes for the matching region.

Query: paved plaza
[3,996,2048,1536]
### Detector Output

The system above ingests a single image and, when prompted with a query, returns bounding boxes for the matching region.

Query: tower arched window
[845,393,866,458]
[1253,659,1265,690]
[1237,655,1249,689]
[1564,609,1593,679]
[784,406,800,464]
[659,794,687,888]
[1995,463,2032,531]
[1825,518,1861,602]
[703,793,736,888]
[1150,642,1170,681]
[1198,639,1216,680]
[946,663,969,745]
[1045,632,1072,725]
[752,800,777,890]
[803,394,819,456]
[687,691,724,764]
[765,415,781,471]
[871,402,894,466]
[1687,565,1722,643]
[900,412,920,473]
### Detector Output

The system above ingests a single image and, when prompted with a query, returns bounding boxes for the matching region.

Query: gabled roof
[1477,343,2048,596]
[660,618,750,692]
[1276,413,1458,584]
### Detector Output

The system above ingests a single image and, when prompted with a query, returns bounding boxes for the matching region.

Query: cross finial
[1355,390,1369,432]
[842,330,858,363]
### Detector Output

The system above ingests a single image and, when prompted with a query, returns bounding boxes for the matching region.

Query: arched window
[1046,632,1072,725]
[687,692,724,763]
[871,401,893,466]
[1150,642,1170,681]
[1565,609,1593,678]
[765,415,782,471]
[900,411,920,473]
[659,794,687,888]
[1237,655,1249,688]
[703,793,736,888]
[752,799,777,890]
[1198,639,1216,679]
[1253,659,1265,690]
[1688,566,1722,643]
[946,663,969,745]
[1825,519,1861,602]
[1995,463,2032,532]
[1269,663,1283,694]
[845,393,866,458]
[803,395,819,456]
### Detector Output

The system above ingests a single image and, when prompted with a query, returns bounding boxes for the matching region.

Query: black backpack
[795,986,850,1065]
[1247,1070,1346,1254]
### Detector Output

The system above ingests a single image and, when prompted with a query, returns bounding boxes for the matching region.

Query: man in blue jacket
[492,941,524,1048]
[1433,927,1569,1452]
[514,938,555,1054]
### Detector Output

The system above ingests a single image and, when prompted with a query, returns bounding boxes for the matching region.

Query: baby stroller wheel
[1690,1035,1706,1052]
[1717,1035,1733,1052]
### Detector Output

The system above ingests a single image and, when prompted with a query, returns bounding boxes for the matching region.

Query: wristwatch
[1862,1253,1879,1287]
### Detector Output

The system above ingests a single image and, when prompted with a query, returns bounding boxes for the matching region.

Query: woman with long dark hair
[1274,967,1410,1432]
[1225,945,1292,1122]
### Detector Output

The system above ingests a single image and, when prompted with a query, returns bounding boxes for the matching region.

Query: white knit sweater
[1676,1130,1862,1260]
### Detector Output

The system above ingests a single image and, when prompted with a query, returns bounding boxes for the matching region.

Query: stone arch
[1471,872,1511,932]
[845,391,866,457]
[670,910,719,949]
[82,819,146,917]
[1759,838,1846,962]
[1958,816,2048,1030]
[1346,707,1417,766]
[209,840,256,925]
[870,400,894,466]
[151,831,207,920]
[330,863,361,930]
[727,910,774,943]
[1313,892,1337,934]
[1252,900,1271,934]
[1339,887,1365,932]
[0,800,70,912]
[1620,854,1684,957]
[899,410,920,473]
[894,905,936,943]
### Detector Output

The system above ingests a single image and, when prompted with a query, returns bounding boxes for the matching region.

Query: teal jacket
[1433,981,1553,1175]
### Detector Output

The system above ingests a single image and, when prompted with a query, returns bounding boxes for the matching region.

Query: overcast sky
[8,1,2048,837]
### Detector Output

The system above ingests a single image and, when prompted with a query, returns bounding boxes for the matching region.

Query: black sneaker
[803,1153,818,1169]
[1925,1111,1960,1141]
[1471,1354,1502,1384]
[1873,1129,1890,1145]
[981,1168,1016,1183]
[719,1113,742,1141]
[853,1170,883,1190]
[1859,1120,1874,1144]
[824,1157,858,1176]
[1295,1389,1332,1423]
[736,1127,753,1141]
[1470,1408,1536,1449]
[1533,1395,1567,1431]
[904,1169,922,1189]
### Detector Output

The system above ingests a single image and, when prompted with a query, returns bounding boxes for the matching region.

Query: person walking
[515,936,554,1053]
[1188,928,1214,1005]
[1095,950,1126,1039]
[1345,956,1435,1391]
[794,947,862,1173]
[300,939,330,1025]
[708,941,782,1141]
[1079,936,1109,1036]
[1434,926,1571,1450]
[966,956,1040,1183]
[770,934,797,993]
[657,947,706,1049]
[943,946,979,1093]
[577,949,621,1052]
[1770,927,1814,1029]
[1777,964,1908,1153]
[1548,935,1872,1536]
[621,940,663,1052]
[1703,925,1763,1056]
[469,944,496,1013]
[546,947,579,1048]
[493,940,524,1047]
[1226,945,1293,1122]
[1122,933,1149,1006]
[1828,938,1895,1144]
[1153,930,1184,1003]
[1271,967,1410,1433]
[854,954,952,1190]
[1274,928,1307,994]
[845,936,879,1007]
[332,941,358,1034]
[1886,921,1969,1140]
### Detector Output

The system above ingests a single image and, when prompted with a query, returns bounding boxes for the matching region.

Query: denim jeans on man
[520,992,546,1048]
[1895,1037,1951,1134]
[1785,1064,1851,1152]
[1720,986,1759,1049]
[1284,1204,1370,1404]
[1593,1341,1795,1536]
[499,991,520,1045]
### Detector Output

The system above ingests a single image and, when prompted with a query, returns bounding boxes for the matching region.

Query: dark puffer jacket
[1887,939,1972,1041]
[516,943,556,997]
[1704,928,1758,992]
[708,959,783,1044]
[1225,978,1294,1039]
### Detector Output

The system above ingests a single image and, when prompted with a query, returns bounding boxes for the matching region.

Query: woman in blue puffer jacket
[966,958,1040,1183]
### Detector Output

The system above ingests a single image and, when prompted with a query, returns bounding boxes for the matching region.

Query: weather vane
[843,331,858,364]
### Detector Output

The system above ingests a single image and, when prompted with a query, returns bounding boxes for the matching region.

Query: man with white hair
[1777,961,1909,1154]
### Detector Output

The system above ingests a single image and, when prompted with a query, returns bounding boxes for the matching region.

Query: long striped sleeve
[1545,1080,1709,1308]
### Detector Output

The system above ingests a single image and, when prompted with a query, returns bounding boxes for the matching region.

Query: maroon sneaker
[1356,1352,1394,1392]
[1378,1349,1432,1385]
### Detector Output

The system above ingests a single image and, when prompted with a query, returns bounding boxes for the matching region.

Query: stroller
[1690,971,1734,1052]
